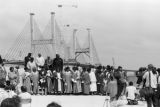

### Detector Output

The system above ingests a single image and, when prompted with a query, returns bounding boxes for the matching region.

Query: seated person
[0,82,9,104]
[5,85,17,98]
[47,101,61,107]
[126,81,138,105]
[18,86,32,107]
[0,96,21,107]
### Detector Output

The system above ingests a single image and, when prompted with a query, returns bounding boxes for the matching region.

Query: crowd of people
[0,53,126,96]
[0,53,160,107]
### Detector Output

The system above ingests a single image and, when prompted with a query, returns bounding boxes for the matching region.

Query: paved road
[30,95,147,107]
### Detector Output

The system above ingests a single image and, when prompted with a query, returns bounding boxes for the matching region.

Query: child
[39,67,47,95]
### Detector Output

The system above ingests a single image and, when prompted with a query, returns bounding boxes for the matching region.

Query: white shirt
[19,92,31,99]
[36,56,45,66]
[126,86,137,100]
[19,92,31,107]
[46,70,52,77]
[7,90,17,98]
[143,71,158,88]
[27,61,36,71]
[36,56,45,70]
[0,88,9,104]
[89,69,97,82]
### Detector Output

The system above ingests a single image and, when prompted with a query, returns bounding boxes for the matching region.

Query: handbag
[139,71,154,98]
[127,99,138,105]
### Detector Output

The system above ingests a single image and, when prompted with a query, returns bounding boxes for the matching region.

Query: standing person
[52,70,58,94]
[27,57,37,73]
[75,66,82,94]
[103,69,111,93]
[106,76,117,101]
[0,55,3,64]
[0,64,6,85]
[23,69,32,94]
[46,67,53,95]
[82,67,91,95]
[24,53,32,69]
[136,67,146,88]
[95,66,102,95]
[45,56,53,70]
[57,71,63,94]
[39,67,47,95]
[72,67,78,94]
[143,64,158,107]
[36,53,45,71]
[52,54,63,72]
[63,67,72,94]
[157,68,160,107]
[81,67,86,94]
[8,67,18,87]
[14,66,20,92]
[114,66,127,99]
[16,67,25,94]
[89,67,97,95]
[30,67,39,95]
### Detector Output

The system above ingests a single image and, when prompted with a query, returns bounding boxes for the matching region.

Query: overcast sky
[1,0,160,69]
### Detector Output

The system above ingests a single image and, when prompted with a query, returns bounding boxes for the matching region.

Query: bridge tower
[30,12,56,56]
[75,28,93,65]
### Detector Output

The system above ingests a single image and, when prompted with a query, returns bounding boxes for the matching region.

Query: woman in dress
[89,67,97,95]
[82,67,91,95]
[63,67,72,94]
[16,67,25,94]
[8,67,18,87]
[46,67,53,95]
[30,67,39,95]
[72,67,78,94]
[23,68,32,94]
[57,70,63,94]
[106,76,117,101]
[76,67,82,94]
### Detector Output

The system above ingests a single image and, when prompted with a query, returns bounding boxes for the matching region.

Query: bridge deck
[30,95,147,107]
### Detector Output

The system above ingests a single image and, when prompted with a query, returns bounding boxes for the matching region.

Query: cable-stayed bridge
[4,12,101,66]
